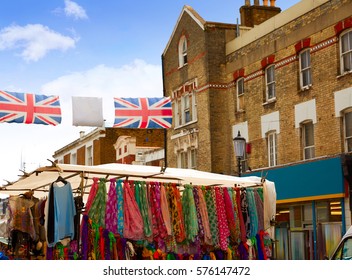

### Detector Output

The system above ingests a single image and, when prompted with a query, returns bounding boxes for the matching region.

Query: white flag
[72,96,104,127]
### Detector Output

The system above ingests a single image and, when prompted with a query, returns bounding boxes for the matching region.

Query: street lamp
[233,131,246,177]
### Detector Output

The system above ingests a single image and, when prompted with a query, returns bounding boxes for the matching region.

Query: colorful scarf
[88,178,107,228]
[182,184,199,242]
[204,186,219,247]
[215,187,230,251]
[105,178,117,234]
[116,179,124,236]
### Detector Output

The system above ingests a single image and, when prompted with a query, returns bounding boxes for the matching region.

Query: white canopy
[0,163,276,234]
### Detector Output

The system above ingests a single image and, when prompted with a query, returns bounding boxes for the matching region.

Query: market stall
[0,163,276,260]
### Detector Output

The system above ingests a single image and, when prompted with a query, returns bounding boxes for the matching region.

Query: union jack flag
[0,90,62,126]
[114,97,172,129]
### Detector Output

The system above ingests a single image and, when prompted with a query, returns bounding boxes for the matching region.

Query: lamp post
[233,131,246,177]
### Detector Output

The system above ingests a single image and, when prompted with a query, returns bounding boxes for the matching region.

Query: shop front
[247,155,351,260]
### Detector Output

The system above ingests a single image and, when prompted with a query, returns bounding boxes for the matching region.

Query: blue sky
[0,0,300,188]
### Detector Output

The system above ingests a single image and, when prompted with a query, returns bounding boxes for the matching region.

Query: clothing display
[3,175,272,260]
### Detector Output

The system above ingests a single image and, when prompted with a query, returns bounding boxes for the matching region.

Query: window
[267,131,277,167]
[86,146,93,166]
[173,85,197,128]
[178,36,188,68]
[344,110,352,152]
[302,121,315,160]
[177,148,197,169]
[71,153,77,165]
[236,77,245,111]
[331,237,352,260]
[299,49,312,89]
[265,65,276,101]
[340,29,352,74]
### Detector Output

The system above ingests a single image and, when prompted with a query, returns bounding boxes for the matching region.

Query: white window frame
[299,48,312,90]
[71,152,77,165]
[177,148,197,169]
[265,65,276,101]
[343,110,352,152]
[86,145,93,166]
[267,131,278,167]
[174,92,197,128]
[178,36,188,68]
[236,77,245,112]
[302,121,315,160]
[340,29,352,74]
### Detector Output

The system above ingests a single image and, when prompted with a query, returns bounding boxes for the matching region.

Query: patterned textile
[88,178,107,228]
[85,177,99,213]
[116,179,124,236]
[204,186,219,247]
[123,180,144,240]
[7,196,36,239]
[215,187,230,251]
[240,188,251,239]
[254,188,264,232]
[192,187,204,240]
[235,187,247,243]
[167,184,185,243]
[105,178,117,234]
[197,186,212,245]
[182,185,198,242]
[160,183,172,236]
[223,188,237,243]
[135,181,152,238]
[246,188,258,238]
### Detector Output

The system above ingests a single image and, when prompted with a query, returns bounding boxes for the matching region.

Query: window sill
[299,85,312,92]
[337,70,352,79]
[262,98,276,106]
[178,63,188,69]
[174,120,198,130]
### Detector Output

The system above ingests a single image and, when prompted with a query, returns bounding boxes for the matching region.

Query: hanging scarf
[254,188,264,232]
[123,180,144,240]
[246,188,258,238]
[80,214,89,260]
[116,179,124,236]
[135,181,152,238]
[204,186,219,247]
[85,177,99,213]
[235,187,247,242]
[192,186,204,240]
[197,186,212,245]
[88,178,107,228]
[182,184,199,243]
[160,183,172,236]
[105,178,118,234]
[229,187,242,244]
[167,184,185,243]
[215,187,230,251]
[223,187,237,243]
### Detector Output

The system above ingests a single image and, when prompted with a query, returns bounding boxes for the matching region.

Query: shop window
[340,29,352,74]
[299,48,312,90]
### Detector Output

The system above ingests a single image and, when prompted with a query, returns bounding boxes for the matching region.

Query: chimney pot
[270,0,276,6]
[263,0,268,6]
[254,0,259,5]
[245,0,250,6]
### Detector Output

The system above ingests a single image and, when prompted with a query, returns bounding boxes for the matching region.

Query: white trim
[261,111,280,138]
[294,99,317,128]
[334,87,352,117]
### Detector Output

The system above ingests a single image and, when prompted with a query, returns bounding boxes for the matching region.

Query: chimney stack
[240,0,281,28]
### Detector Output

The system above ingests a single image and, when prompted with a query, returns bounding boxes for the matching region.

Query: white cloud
[41,59,163,126]
[64,0,88,20]
[0,24,77,61]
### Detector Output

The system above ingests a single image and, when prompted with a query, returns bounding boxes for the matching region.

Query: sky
[0,0,301,189]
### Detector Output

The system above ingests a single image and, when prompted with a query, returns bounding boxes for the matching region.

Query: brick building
[162,0,352,259]
[53,127,164,166]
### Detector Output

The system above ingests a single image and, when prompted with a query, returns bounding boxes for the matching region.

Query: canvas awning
[0,163,277,237]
